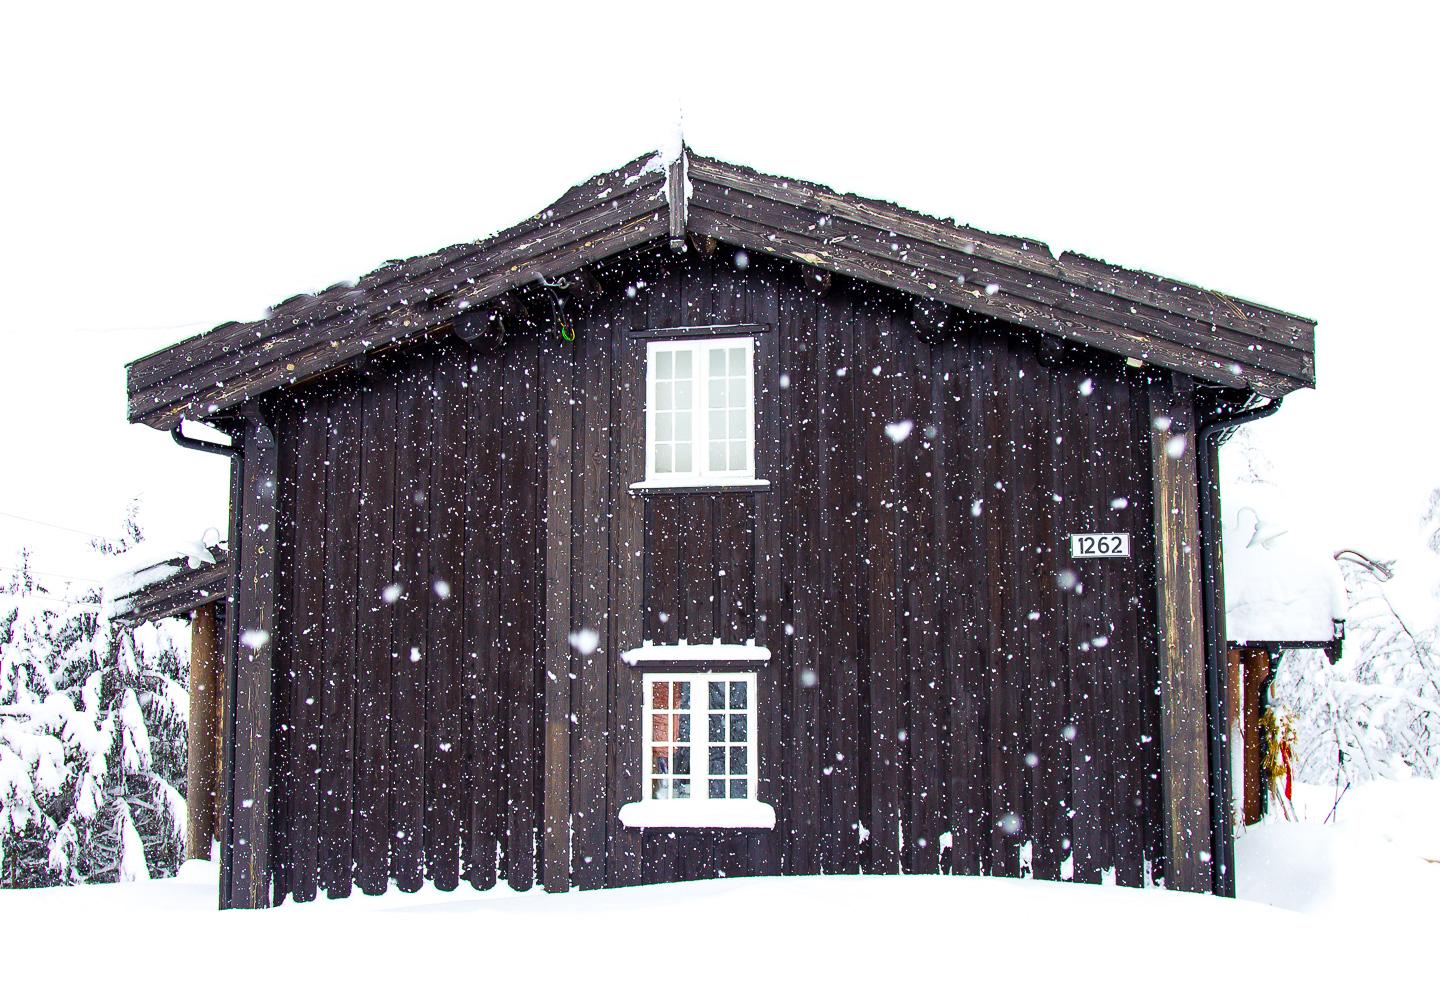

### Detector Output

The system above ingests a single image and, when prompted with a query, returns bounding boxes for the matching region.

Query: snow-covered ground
[2,781,1434,988]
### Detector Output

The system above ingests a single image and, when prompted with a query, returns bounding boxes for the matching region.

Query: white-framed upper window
[644,337,755,485]
[642,671,757,803]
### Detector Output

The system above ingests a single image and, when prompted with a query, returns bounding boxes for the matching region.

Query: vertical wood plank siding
[259,248,1178,899]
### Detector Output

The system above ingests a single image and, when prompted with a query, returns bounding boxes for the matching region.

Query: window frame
[640,671,758,807]
[643,336,757,487]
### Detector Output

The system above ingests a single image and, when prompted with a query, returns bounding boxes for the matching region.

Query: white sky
[2,2,1437,612]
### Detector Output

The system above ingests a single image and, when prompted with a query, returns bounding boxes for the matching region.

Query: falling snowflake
[433,580,452,599]
[569,628,601,656]
[1079,378,1094,397]
[1110,497,1129,509]
[800,668,818,688]
[382,583,402,604]
[1165,434,1188,459]
[240,629,269,650]
[998,811,1021,835]
[885,420,914,443]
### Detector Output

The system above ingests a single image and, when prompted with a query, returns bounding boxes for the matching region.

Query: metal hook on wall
[538,277,575,342]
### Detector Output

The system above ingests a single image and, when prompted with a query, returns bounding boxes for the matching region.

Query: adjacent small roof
[127,148,1317,430]
[1224,512,1347,646]
[105,543,229,626]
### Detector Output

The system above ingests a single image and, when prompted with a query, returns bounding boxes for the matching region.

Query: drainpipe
[1196,393,1282,897]
[172,419,243,906]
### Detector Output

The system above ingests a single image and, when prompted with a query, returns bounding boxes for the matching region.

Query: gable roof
[126,149,1316,429]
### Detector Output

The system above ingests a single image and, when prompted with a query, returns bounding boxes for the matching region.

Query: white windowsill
[623,641,771,666]
[629,478,771,492]
[618,799,777,830]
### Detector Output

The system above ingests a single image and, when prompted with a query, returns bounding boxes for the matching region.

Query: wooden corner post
[1147,374,1214,893]
[541,339,576,891]
[186,602,221,859]
[220,412,278,908]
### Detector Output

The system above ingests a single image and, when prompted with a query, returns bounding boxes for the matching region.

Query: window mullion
[694,340,708,480]
[695,674,710,803]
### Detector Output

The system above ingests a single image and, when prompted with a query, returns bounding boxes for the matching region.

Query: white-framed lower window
[644,336,755,485]
[643,671,756,801]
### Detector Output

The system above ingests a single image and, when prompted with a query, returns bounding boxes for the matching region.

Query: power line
[0,564,101,585]
[0,510,108,541]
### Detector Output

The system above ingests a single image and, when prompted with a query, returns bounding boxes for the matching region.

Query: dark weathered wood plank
[227,412,278,909]
[573,311,614,889]
[320,389,361,898]
[390,354,434,892]
[462,350,502,890]
[353,373,396,896]
[288,400,330,902]
[426,347,467,891]
[1148,374,1214,894]
[542,337,575,892]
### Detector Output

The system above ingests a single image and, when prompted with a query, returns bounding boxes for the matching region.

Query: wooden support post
[541,339,575,892]
[186,602,221,860]
[667,151,687,251]
[222,413,278,909]
[1147,375,1214,893]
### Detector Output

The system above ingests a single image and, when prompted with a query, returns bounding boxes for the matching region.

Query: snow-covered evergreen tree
[0,509,190,888]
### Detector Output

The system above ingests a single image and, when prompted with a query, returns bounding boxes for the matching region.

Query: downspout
[1196,394,1282,897]
[172,419,243,908]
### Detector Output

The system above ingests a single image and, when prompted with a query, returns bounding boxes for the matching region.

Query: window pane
[674,442,692,474]
[727,409,744,439]
[708,780,725,799]
[709,409,726,441]
[709,681,725,710]
[657,350,672,378]
[709,347,726,377]
[652,713,669,742]
[708,714,725,741]
[651,746,669,774]
[729,779,748,800]
[674,779,691,799]
[653,779,670,800]
[730,713,747,742]
[651,681,669,711]
[730,746,747,775]
[675,350,691,377]
[675,714,690,742]
[674,748,691,775]
[710,380,727,409]
[655,444,672,474]
[676,682,691,710]
[709,440,726,472]
[729,441,745,469]
[729,347,745,375]
[709,746,725,775]
[657,414,672,442]
[675,379,692,410]
[729,681,747,709]
[657,381,673,410]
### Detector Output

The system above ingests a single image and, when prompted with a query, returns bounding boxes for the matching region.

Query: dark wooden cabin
[124,149,1318,908]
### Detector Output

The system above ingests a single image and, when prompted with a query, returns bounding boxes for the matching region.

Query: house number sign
[1069,533,1131,558]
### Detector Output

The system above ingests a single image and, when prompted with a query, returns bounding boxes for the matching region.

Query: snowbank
[5,793,1437,990]
[1237,778,1440,920]
[1224,509,1347,644]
